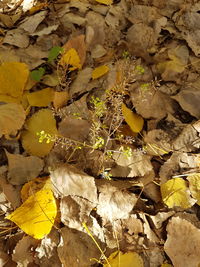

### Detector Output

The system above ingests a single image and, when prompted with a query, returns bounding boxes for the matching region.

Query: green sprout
[135,65,145,75]
[92,136,105,149]
[140,83,150,92]
[90,96,106,118]
[122,50,130,59]
[121,146,133,158]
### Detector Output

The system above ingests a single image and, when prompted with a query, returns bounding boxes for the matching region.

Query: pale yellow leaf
[0,103,26,135]
[95,0,113,5]
[92,65,109,79]
[122,103,144,133]
[21,109,57,157]
[27,88,54,107]
[6,179,57,239]
[104,251,143,267]
[160,178,195,209]
[187,174,200,205]
[0,62,29,99]
[60,48,81,70]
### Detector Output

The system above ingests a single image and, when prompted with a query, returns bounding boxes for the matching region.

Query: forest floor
[0,0,200,266]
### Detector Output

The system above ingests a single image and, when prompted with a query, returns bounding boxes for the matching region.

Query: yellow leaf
[6,179,57,239]
[53,91,69,110]
[27,88,54,107]
[60,48,81,70]
[104,251,143,267]
[95,0,113,5]
[21,109,57,157]
[92,65,109,79]
[29,3,48,14]
[0,103,26,135]
[187,174,200,205]
[122,103,144,133]
[0,94,20,103]
[160,178,195,209]
[161,264,173,267]
[0,62,29,99]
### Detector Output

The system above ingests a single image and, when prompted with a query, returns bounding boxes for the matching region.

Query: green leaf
[48,46,63,63]
[30,67,45,82]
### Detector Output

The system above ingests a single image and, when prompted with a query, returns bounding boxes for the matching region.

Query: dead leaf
[3,28,29,48]
[164,217,200,267]
[92,65,109,79]
[187,174,200,205]
[53,91,69,110]
[60,48,81,70]
[0,103,26,135]
[95,0,113,5]
[27,88,54,107]
[6,151,44,185]
[104,251,144,267]
[19,11,47,34]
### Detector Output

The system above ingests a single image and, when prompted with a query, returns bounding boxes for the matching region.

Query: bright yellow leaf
[95,0,113,5]
[122,103,144,133]
[27,88,54,107]
[187,174,200,205]
[21,109,57,157]
[0,62,29,99]
[92,65,109,79]
[0,103,26,135]
[60,48,81,70]
[160,178,195,209]
[161,264,173,267]
[104,251,143,267]
[6,179,57,239]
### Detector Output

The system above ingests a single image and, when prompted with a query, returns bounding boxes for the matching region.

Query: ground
[0,0,200,266]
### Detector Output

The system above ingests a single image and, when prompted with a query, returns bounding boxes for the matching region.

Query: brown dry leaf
[53,91,69,110]
[3,28,29,48]
[6,151,44,185]
[12,236,38,266]
[19,11,47,34]
[0,62,29,100]
[50,164,98,203]
[164,217,200,267]
[187,174,200,205]
[57,227,101,267]
[62,35,86,67]
[97,183,137,222]
[0,103,26,135]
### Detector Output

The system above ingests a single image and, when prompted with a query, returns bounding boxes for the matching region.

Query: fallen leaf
[19,11,47,34]
[60,48,81,70]
[21,109,57,157]
[92,65,109,79]
[95,0,113,5]
[160,178,195,209]
[27,88,54,107]
[122,103,144,133]
[53,91,69,110]
[6,179,57,239]
[30,67,45,82]
[6,151,44,185]
[48,46,63,63]
[0,62,29,99]
[0,103,26,135]
[104,251,143,267]
[187,174,200,205]
[164,217,200,267]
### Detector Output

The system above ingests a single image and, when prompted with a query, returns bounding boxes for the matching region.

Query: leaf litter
[1,0,200,266]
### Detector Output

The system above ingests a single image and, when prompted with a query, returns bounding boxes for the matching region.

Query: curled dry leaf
[164,217,200,267]
[0,103,26,135]
[187,173,200,205]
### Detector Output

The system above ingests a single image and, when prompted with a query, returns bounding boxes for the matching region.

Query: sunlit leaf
[95,0,113,5]
[104,251,143,267]
[0,62,29,98]
[160,178,195,209]
[187,174,200,205]
[92,65,109,79]
[48,46,63,63]
[21,109,57,157]
[60,48,81,70]
[27,88,54,107]
[122,103,144,133]
[6,179,57,239]
[30,67,45,82]
[0,103,26,135]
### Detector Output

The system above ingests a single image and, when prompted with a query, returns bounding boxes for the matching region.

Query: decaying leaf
[122,103,144,133]
[6,151,44,185]
[0,103,26,135]
[104,251,143,267]
[160,178,195,209]
[6,179,57,239]
[187,174,200,206]
[92,65,109,79]
[0,62,29,100]
[21,109,57,157]
[164,217,200,267]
